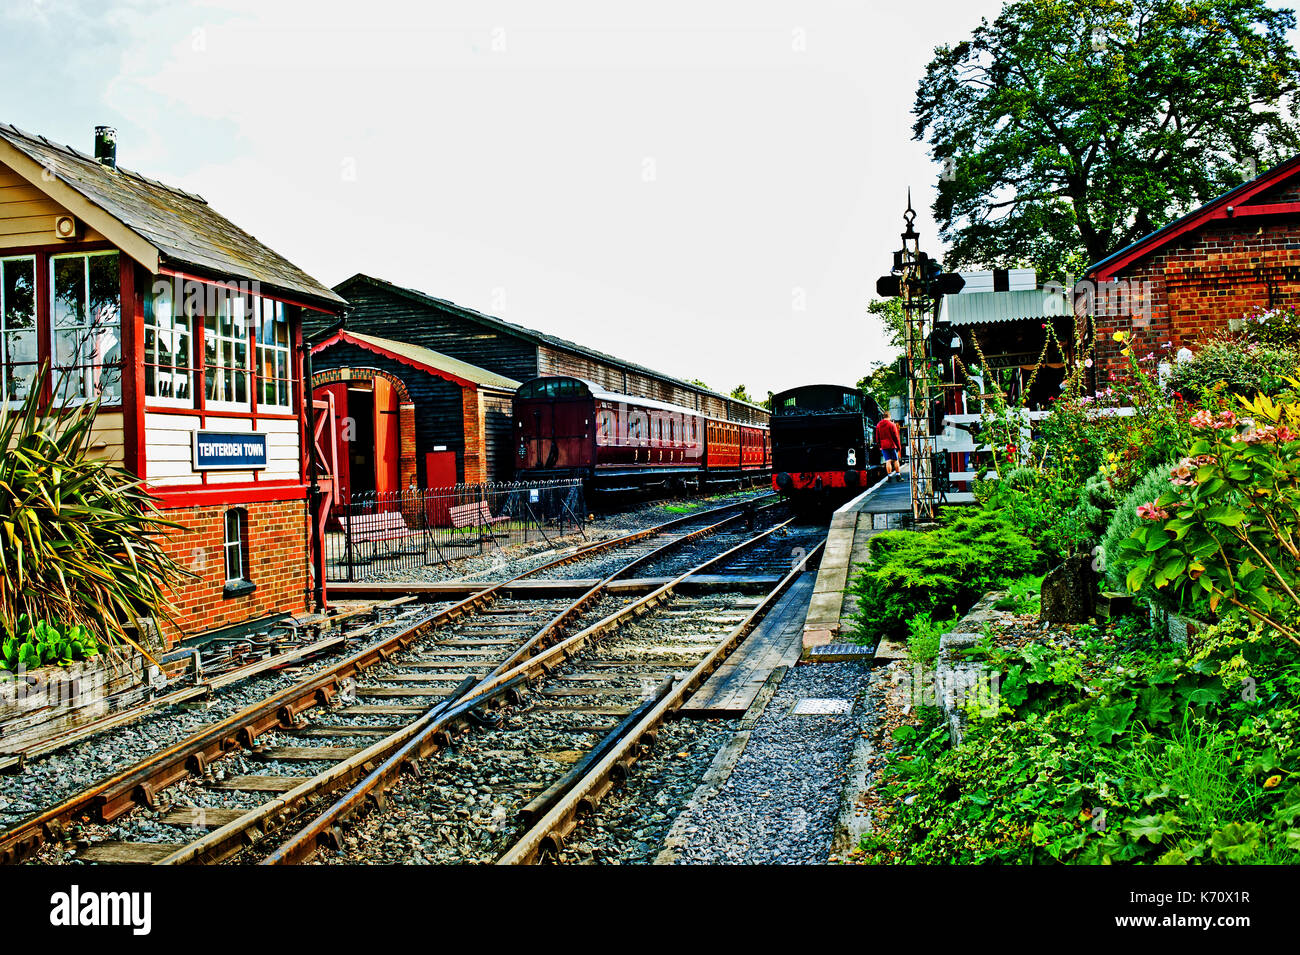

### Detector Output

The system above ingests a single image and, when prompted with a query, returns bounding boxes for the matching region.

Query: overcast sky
[7,0,1033,395]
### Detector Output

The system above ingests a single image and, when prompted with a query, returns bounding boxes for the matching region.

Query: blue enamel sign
[193,431,268,470]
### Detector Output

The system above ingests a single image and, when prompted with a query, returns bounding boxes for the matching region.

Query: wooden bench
[449,501,510,541]
[342,510,411,559]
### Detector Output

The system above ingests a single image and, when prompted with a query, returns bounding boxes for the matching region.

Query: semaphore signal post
[876,194,964,522]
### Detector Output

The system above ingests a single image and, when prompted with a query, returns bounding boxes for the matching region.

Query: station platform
[801,470,919,660]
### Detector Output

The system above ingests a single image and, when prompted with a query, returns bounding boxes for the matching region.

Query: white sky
[5,0,1013,395]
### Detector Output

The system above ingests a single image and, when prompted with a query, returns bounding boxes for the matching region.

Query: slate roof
[0,122,344,310]
[315,330,520,391]
[335,273,770,415]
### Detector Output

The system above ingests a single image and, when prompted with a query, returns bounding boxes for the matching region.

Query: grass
[1117,715,1246,832]
[905,611,955,668]
[991,573,1044,615]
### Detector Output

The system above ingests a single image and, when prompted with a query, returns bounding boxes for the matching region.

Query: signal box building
[0,123,344,644]
[309,273,768,495]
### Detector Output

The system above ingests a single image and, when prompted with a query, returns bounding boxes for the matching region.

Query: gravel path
[664,661,874,865]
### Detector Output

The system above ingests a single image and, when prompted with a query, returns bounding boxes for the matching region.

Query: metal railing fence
[324,479,586,582]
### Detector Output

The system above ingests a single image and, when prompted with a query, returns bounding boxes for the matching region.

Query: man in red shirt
[875,415,903,482]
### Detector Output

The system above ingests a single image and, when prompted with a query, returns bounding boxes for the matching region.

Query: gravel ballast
[662,661,875,865]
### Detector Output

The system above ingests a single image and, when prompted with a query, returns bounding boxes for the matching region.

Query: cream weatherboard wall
[144,413,301,487]
[0,161,108,250]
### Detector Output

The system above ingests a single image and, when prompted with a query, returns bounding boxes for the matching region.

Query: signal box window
[223,508,255,597]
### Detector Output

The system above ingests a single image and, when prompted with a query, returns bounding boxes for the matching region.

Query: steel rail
[157,503,780,865]
[496,539,825,865]
[0,493,774,866]
[261,518,800,865]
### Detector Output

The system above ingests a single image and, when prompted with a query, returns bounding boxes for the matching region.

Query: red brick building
[0,123,344,645]
[1085,155,1300,382]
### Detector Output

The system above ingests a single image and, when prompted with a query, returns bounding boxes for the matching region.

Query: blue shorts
[881,448,898,462]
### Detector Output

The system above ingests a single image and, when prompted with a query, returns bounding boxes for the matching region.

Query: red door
[313,382,351,501]
[425,451,458,526]
[374,377,400,502]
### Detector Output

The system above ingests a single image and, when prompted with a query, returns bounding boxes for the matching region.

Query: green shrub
[856,614,1300,865]
[1165,338,1300,400]
[848,510,1042,644]
[974,468,1093,560]
[0,366,191,657]
[1101,461,1177,597]
[0,617,100,672]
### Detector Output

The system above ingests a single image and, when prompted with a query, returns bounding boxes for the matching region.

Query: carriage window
[600,411,611,438]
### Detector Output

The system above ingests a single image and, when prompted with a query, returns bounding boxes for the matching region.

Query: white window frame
[0,255,38,403]
[255,297,293,412]
[224,508,247,584]
[49,250,121,406]
[204,293,252,412]
[143,279,196,408]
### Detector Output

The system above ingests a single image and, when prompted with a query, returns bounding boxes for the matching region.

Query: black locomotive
[769,384,884,499]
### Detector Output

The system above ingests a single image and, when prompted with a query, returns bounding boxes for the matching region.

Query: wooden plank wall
[0,161,108,250]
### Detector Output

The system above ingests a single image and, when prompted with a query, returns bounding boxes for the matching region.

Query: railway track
[0,493,783,866]
[254,522,824,865]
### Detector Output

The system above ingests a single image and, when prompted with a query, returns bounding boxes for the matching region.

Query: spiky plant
[0,365,192,660]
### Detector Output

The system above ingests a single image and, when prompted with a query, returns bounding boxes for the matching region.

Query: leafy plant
[0,365,191,657]
[1120,389,1300,647]
[849,509,1041,644]
[0,616,101,672]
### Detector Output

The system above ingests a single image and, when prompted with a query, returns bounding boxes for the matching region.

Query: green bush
[1101,461,1177,598]
[1165,338,1300,400]
[0,366,191,657]
[0,617,100,672]
[856,614,1300,865]
[848,510,1042,644]
[974,468,1093,561]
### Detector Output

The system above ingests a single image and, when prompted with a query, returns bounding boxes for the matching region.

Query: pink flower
[1084,358,1094,368]
[1234,425,1278,445]
[1169,461,1197,486]
[1190,409,1216,428]
[1137,502,1170,521]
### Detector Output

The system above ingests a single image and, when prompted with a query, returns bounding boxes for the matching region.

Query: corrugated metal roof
[323,330,521,390]
[334,274,771,415]
[940,289,1067,326]
[0,122,344,309]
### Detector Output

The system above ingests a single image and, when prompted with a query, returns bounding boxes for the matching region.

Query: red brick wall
[155,498,309,645]
[461,386,485,484]
[1093,214,1300,380]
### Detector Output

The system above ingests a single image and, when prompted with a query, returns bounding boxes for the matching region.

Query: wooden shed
[309,274,768,485]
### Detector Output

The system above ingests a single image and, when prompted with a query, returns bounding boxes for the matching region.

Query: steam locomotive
[769,384,884,498]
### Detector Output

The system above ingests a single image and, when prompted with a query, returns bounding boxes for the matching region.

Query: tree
[868,298,907,351]
[914,0,1300,280]
[860,298,908,410]
[730,384,755,403]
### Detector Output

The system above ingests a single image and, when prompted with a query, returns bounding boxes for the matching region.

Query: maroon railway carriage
[513,376,769,491]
